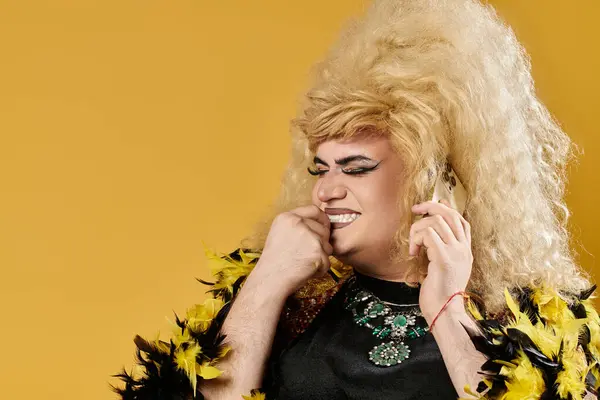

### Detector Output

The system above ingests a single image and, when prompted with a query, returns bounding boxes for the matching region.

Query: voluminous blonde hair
[242,0,590,312]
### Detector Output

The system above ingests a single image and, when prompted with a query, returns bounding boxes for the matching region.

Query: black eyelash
[307,166,379,176]
[343,167,374,175]
[307,167,326,176]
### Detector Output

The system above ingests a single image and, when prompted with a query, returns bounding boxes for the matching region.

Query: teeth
[328,213,360,223]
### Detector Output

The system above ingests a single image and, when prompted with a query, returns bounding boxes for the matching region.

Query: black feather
[585,371,598,394]
[480,319,502,330]
[462,321,500,359]
[111,247,258,399]
[506,328,560,370]
[110,343,196,400]
[517,287,541,325]
[570,302,588,319]
[580,325,591,348]
[578,285,597,301]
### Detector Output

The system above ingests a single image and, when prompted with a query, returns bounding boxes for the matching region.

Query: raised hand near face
[252,205,333,297]
[409,199,473,322]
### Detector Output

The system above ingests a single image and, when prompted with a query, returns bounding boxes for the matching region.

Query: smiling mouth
[328,213,360,229]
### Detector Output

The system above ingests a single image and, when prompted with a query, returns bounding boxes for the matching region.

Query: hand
[250,205,333,297]
[409,200,473,323]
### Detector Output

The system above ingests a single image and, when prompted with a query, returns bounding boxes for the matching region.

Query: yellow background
[0,1,598,398]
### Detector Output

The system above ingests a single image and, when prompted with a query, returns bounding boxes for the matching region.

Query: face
[310,134,405,268]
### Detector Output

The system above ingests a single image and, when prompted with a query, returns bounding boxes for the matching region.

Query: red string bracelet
[429,291,470,332]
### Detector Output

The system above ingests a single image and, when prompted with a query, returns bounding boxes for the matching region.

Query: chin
[331,243,349,259]
[331,241,358,264]
[330,228,356,254]
[330,220,369,262]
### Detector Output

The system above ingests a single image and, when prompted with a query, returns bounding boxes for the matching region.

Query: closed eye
[307,164,379,176]
[307,167,327,176]
[343,167,377,175]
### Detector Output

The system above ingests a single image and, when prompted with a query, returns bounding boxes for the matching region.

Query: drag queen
[114,0,600,399]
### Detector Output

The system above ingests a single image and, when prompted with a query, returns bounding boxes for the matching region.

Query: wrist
[242,271,291,306]
[249,258,309,298]
[424,293,468,326]
[428,307,477,349]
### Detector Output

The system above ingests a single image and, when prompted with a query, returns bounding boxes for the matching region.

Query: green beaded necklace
[343,276,429,367]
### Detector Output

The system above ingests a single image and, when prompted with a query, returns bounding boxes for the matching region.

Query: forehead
[315,135,393,159]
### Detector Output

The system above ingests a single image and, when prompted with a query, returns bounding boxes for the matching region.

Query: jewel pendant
[368,341,411,367]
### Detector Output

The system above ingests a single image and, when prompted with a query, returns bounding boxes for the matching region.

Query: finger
[411,226,445,256]
[321,239,334,256]
[439,198,451,208]
[313,253,331,276]
[303,219,333,255]
[439,199,471,244]
[303,218,331,244]
[320,253,331,273]
[459,214,471,244]
[439,199,465,240]
[292,205,331,229]
[408,242,422,257]
[412,201,466,242]
[411,214,456,246]
[409,228,424,257]
[308,225,333,256]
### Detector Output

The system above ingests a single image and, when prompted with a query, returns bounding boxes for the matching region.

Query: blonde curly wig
[242,0,590,312]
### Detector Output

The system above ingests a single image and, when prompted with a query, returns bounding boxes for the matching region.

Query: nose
[316,173,347,203]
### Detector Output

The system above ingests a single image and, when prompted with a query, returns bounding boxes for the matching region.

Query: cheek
[360,176,399,209]
[359,179,402,226]
[382,186,402,222]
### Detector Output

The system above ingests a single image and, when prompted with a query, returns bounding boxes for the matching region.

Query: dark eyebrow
[313,155,376,167]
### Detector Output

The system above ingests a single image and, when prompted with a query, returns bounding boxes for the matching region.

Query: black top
[266,271,458,399]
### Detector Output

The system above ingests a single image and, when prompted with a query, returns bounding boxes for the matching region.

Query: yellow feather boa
[463,285,600,399]
[113,248,600,400]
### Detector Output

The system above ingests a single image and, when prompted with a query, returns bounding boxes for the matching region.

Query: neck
[349,259,421,285]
